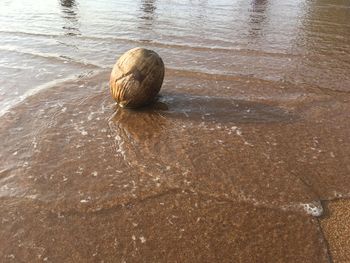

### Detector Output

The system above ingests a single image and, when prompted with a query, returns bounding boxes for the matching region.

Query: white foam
[300,202,323,217]
[139,236,146,243]
[0,74,79,118]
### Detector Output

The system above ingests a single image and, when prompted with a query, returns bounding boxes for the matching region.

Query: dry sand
[320,199,350,263]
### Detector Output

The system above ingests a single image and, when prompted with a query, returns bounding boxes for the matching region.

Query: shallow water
[1,0,349,115]
[0,0,349,262]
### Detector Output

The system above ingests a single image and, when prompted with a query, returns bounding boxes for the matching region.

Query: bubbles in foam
[300,202,323,217]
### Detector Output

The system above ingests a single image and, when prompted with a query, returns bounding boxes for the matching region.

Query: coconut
[109,47,165,108]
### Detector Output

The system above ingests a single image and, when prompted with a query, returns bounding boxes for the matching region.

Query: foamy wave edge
[0,70,102,118]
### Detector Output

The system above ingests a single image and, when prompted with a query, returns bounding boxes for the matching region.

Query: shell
[109,47,165,108]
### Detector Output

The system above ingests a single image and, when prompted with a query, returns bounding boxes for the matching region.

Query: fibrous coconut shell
[110,47,165,108]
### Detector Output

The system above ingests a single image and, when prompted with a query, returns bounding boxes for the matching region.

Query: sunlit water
[1,0,349,115]
[0,0,349,262]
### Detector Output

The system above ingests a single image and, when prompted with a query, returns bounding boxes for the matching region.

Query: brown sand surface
[320,199,350,263]
[0,70,349,262]
[1,0,350,262]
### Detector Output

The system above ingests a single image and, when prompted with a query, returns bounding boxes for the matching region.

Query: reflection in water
[248,0,269,40]
[60,0,75,8]
[189,0,209,19]
[107,93,295,172]
[110,105,168,144]
[59,0,80,36]
[138,0,157,41]
[290,0,350,92]
[190,0,208,33]
[139,0,157,24]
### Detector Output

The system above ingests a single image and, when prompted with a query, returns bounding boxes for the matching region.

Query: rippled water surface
[0,0,349,262]
[1,0,349,113]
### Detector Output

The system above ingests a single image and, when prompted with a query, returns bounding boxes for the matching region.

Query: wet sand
[1,70,349,262]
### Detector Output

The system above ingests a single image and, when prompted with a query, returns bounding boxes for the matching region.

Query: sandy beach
[1,0,350,262]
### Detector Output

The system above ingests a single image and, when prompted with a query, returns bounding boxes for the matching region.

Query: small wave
[207,189,325,217]
[0,70,102,118]
[0,64,33,71]
[165,67,278,84]
[0,29,297,59]
[0,29,61,39]
[76,34,296,59]
[0,45,104,69]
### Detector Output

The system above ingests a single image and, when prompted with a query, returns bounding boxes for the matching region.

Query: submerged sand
[0,70,349,262]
